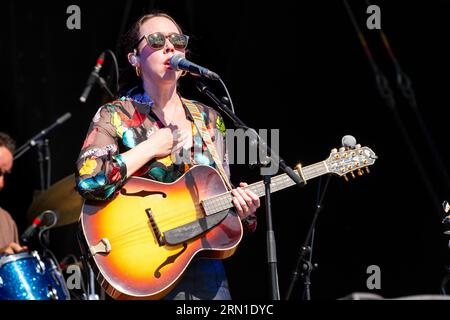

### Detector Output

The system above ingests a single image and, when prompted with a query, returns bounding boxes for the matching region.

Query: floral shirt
[75,89,230,202]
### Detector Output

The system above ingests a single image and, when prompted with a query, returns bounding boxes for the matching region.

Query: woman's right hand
[148,127,175,159]
[122,126,191,178]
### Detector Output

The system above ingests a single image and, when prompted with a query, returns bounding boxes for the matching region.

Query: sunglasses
[134,32,189,51]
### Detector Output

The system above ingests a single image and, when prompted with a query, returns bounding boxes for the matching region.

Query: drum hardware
[0,207,71,300]
[82,265,99,300]
[47,286,59,300]
[25,174,104,300]
[31,250,46,274]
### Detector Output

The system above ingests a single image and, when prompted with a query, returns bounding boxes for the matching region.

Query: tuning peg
[365,167,370,174]
[331,148,338,153]
[339,147,346,152]
[350,171,356,179]
[355,144,361,149]
[357,169,364,176]
[343,174,349,182]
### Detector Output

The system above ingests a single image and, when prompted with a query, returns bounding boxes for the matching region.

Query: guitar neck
[202,161,329,215]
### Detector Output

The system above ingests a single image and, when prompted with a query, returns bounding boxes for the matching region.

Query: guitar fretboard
[201,161,328,215]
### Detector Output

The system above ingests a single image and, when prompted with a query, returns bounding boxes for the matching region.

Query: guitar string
[103,197,231,242]
[100,168,330,249]
[95,164,325,243]
[102,176,298,242]
[104,193,238,242]
[103,184,260,242]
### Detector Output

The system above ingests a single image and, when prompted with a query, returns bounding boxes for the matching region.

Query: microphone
[80,52,105,103]
[170,54,220,80]
[341,135,357,149]
[56,112,72,125]
[20,210,58,244]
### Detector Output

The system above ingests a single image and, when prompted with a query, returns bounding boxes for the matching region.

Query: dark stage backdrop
[1,0,449,300]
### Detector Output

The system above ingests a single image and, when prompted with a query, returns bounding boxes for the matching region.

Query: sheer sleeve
[75,104,128,201]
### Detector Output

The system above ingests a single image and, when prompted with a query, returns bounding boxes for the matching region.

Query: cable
[342,0,443,218]
[105,49,120,97]
[363,0,450,193]
[218,77,236,114]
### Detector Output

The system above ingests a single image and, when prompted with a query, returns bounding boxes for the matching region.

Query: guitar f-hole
[146,208,165,246]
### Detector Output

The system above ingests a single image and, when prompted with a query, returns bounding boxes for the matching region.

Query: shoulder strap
[182,98,233,191]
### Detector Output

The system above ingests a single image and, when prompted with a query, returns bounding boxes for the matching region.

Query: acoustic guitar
[79,144,377,299]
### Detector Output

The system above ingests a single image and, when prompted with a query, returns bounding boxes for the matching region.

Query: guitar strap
[182,98,233,191]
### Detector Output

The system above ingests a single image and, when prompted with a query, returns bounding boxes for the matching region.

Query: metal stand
[196,81,305,300]
[285,175,331,300]
[83,265,100,300]
[264,175,280,300]
[14,113,72,190]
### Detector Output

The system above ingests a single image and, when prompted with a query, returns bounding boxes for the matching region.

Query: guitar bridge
[146,208,165,246]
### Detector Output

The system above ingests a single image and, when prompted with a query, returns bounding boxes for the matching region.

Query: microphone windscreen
[169,54,185,70]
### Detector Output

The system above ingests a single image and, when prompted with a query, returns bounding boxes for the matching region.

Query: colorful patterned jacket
[75,89,256,231]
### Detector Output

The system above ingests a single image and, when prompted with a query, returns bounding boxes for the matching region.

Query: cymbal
[27,174,84,227]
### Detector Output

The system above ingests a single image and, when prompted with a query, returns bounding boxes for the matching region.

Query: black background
[1,0,449,301]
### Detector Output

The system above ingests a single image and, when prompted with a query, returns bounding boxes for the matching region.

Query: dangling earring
[180,70,188,77]
[135,66,142,77]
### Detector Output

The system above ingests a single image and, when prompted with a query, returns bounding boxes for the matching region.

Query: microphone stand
[44,139,51,190]
[196,81,306,300]
[285,175,331,300]
[36,140,45,191]
[14,112,72,190]
[35,139,51,191]
[96,74,115,101]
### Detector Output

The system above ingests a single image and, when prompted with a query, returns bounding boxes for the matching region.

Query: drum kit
[0,174,99,300]
[0,251,70,300]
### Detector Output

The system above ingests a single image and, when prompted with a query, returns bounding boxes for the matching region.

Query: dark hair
[119,11,186,95]
[0,132,16,154]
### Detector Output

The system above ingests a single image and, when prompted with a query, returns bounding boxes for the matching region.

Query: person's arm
[75,105,128,201]
[0,209,27,255]
[76,103,177,201]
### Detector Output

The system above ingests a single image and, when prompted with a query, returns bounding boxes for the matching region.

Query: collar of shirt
[120,86,154,115]
[122,86,194,123]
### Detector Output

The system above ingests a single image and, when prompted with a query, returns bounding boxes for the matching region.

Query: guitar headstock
[325,144,377,181]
